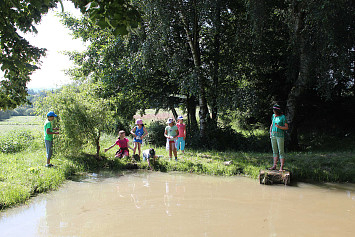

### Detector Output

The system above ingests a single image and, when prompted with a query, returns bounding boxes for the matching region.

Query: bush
[0,131,36,153]
[187,123,270,152]
[145,120,166,146]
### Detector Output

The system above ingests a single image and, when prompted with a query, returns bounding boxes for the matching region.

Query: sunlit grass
[0,116,42,134]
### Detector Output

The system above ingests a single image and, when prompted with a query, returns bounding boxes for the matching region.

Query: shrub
[187,123,270,152]
[145,120,166,146]
[0,131,36,153]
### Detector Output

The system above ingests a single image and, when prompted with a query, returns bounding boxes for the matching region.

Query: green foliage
[35,83,114,156]
[1,0,141,110]
[0,0,57,110]
[61,13,140,125]
[145,120,166,146]
[0,131,38,153]
[72,0,141,36]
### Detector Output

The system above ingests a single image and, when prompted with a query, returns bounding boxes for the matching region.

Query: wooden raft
[259,170,291,185]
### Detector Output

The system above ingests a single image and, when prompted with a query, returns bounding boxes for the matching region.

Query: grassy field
[1,115,355,210]
[0,116,42,134]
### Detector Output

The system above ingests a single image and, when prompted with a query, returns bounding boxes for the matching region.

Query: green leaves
[0,0,55,110]
[72,0,141,36]
[35,83,114,156]
[1,0,141,110]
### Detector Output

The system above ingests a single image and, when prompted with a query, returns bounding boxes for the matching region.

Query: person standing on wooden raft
[269,104,289,171]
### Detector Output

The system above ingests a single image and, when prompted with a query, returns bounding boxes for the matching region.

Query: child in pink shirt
[105,130,133,158]
[176,115,186,153]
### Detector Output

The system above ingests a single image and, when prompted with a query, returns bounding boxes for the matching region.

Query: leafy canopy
[1,0,141,110]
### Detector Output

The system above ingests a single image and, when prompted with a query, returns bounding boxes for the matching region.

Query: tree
[137,0,246,138]
[283,0,355,148]
[1,0,141,110]
[231,0,355,148]
[0,0,56,110]
[61,13,139,127]
[36,83,114,158]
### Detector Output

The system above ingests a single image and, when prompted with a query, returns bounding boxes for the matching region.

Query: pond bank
[1,148,355,210]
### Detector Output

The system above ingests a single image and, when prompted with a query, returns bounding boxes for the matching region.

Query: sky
[24,1,86,90]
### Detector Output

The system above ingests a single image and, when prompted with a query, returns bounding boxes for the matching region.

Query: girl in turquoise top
[164,118,179,161]
[269,104,288,171]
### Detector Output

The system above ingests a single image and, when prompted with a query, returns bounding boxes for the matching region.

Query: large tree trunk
[211,1,221,127]
[186,95,198,136]
[286,2,310,149]
[178,0,210,138]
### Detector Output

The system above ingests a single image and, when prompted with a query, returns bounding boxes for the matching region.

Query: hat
[136,119,143,125]
[273,104,281,110]
[166,118,174,124]
[47,111,58,117]
[178,115,183,120]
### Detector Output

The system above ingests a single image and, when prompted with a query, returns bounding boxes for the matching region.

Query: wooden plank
[259,170,291,185]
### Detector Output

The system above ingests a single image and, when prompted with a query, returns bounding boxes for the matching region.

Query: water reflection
[1,171,355,237]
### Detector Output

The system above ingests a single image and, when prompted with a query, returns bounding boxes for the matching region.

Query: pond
[1,171,355,237]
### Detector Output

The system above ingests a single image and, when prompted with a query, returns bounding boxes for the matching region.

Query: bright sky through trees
[24,0,86,90]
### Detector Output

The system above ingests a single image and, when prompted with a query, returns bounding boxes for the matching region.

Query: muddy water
[1,171,355,237]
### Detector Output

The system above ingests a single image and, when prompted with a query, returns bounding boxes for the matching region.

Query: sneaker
[175,157,178,161]
[45,164,54,167]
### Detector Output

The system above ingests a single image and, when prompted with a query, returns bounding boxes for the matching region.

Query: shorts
[45,140,53,160]
[133,138,143,144]
[166,138,177,150]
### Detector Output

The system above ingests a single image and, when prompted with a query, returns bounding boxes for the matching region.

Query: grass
[99,134,355,182]
[0,148,82,209]
[1,116,355,211]
[0,116,42,134]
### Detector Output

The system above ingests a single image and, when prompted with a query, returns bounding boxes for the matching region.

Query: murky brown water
[1,171,355,237]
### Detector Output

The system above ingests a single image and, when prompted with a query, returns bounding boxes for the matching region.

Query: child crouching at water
[142,148,159,170]
[105,130,134,159]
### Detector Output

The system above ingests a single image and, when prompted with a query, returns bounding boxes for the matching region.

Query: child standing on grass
[176,115,186,154]
[104,130,134,159]
[44,111,59,167]
[131,119,148,158]
[165,118,179,161]
[269,104,289,171]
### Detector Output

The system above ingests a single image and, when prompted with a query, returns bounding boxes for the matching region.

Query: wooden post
[259,170,291,185]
